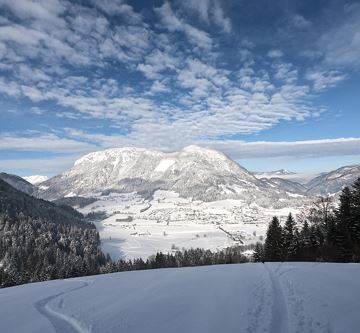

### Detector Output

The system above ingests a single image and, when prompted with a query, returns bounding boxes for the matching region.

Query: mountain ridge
[38,145,289,202]
[3,146,358,201]
[306,164,360,196]
[0,172,37,196]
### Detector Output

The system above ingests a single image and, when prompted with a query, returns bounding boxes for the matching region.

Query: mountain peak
[23,175,49,185]
[276,169,296,175]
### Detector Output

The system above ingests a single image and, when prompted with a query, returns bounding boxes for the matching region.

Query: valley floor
[1,262,359,333]
[79,191,303,260]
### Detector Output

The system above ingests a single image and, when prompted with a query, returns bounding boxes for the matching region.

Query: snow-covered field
[79,190,302,259]
[1,262,359,333]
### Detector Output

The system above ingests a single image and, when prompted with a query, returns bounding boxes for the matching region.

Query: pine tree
[283,213,296,260]
[253,242,264,262]
[264,216,284,261]
[350,178,360,260]
[298,221,311,260]
[288,229,301,261]
[335,186,353,261]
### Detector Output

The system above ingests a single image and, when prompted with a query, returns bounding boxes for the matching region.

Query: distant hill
[307,165,360,196]
[0,172,37,196]
[263,177,307,195]
[0,178,85,226]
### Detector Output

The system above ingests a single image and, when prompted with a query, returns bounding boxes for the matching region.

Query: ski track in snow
[281,266,333,333]
[265,263,290,333]
[35,280,92,333]
[246,271,269,333]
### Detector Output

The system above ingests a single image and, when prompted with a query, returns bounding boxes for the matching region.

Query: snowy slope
[307,164,360,196]
[263,177,307,195]
[1,263,359,333]
[38,145,290,202]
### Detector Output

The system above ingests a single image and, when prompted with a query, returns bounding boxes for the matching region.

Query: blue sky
[0,0,360,176]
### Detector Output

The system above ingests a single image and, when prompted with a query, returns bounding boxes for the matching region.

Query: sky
[0,0,360,177]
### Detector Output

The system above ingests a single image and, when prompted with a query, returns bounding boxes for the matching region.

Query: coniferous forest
[1,177,360,288]
[0,179,108,287]
[255,178,360,263]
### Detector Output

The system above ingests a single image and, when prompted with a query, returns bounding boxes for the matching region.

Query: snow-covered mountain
[254,169,296,178]
[35,145,360,202]
[39,145,289,202]
[0,172,37,196]
[307,164,360,196]
[255,169,318,184]
[23,175,48,185]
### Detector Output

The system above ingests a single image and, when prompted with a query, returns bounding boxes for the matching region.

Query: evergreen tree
[299,221,311,260]
[283,213,296,260]
[264,217,284,261]
[335,186,354,261]
[288,229,301,261]
[253,242,264,262]
[350,178,360,260]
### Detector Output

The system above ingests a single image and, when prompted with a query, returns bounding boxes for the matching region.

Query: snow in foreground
[1,263,359,333]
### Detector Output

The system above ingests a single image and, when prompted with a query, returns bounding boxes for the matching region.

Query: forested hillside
[255,178,360,262]
[0,179,107,287]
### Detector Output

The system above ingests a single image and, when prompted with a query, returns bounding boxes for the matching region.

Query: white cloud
[93,0,142,23]
[318,4,360,69]
[155,2,212,50]
[0,0,66,27]
[291,14,312,29]
[212,0,231,33]
[267,49,283,58]
[182,0,231,33]
[273,63,298,83]
[148,80,170,94]
[0,78,21,96]
[177,58,229,97]
[201,138,360,160]
[305,70,346,91]
[0,134,95,152]
[137,49,180,80]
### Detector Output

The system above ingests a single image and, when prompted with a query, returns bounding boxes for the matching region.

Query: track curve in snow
[34,280,92,333]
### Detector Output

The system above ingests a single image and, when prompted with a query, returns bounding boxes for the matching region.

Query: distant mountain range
[254,169,296,178]
[2,146,360,202]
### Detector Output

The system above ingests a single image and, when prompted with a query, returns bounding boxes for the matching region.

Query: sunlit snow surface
[1,263,360,333]
[78,190,302,260]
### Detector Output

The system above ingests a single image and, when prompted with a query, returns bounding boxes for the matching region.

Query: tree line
[100,246,250,274]
[254,178,360,262]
